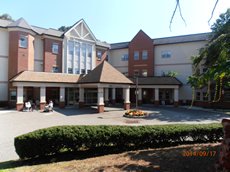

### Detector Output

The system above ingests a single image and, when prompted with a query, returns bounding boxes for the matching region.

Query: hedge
[14,123,223,159]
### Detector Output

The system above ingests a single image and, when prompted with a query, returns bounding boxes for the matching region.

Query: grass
[0,143,220,172]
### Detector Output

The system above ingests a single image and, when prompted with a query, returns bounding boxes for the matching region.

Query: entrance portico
[78,61,133,113]
[10,71,80,111]
[130,76,182,106]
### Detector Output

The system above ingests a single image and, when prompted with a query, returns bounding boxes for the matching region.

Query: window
[134,70,139,77]
[134,51,139,60]
[52,66,59,73]
[10,90,16,101]
[142,69,148,77]
[161,51,171,58]
[81,69,86,74]
[142,50,148,60]
[196,92,201,101]
[121,54,128,61]
[75,68,79,74]
[52,43,59,54]
[68,68,73,74]
[19,35,28,48]
[87,70,91,74]
[97,51,102,60]
[68,41,74,55]
[87,44,92,57]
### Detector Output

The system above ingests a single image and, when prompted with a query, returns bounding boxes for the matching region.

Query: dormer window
[19,35,28,48]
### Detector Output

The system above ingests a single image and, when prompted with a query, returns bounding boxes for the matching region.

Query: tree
[0,13,14,21]
[58,26,71,32]
[188,8,230,103]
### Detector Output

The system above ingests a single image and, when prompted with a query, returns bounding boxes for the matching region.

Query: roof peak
[8,17,32,30]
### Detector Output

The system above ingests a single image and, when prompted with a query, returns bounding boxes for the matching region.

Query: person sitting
[25,101,32,112]
[48,100,53,112]
[44,100,53,112]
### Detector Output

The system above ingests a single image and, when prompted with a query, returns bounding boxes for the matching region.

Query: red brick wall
[8,31,29,79]
[128,30,154,77]
[43,38,62,72]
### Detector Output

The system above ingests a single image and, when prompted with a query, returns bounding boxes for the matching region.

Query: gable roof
[0,18,64,37]
[110,32,211,50]
[129,76,182,85]
[10,71,81,84]
[0,19,12,28]
[79,61,133,84]
[7,18,33,30]
[64,19,97,41]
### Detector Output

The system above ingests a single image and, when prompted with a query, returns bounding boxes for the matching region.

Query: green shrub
[14,123,223,159]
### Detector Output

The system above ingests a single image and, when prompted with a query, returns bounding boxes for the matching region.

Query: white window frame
[134,51,139,60]
[161,51,171,58]
[97,51,102,60]
[121,54,128,61]
[19,35,28,48]
[52,43,59,54]
[142,50,148,60]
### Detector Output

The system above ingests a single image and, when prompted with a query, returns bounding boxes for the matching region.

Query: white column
[79,87,84,102]
[104,88,109,102]
[174,88,179,102]
[112,87,116,100]
[124,87,130,103]
[40,87,46,103]
[138,88,142,101]
[155,88,159,101]
[97,87,104,105]
[17,86,24,104]
[60,87,65,102]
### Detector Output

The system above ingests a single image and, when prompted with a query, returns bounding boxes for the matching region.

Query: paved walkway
[0,106,229,162]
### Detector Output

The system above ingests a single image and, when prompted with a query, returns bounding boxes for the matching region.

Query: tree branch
[169,0,186,31]
[208,0,219,25]
[169,0,179,31]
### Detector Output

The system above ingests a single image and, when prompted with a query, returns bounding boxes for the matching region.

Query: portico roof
[129,76,182,85]
[10,71,81,84]
[79,61,133,84]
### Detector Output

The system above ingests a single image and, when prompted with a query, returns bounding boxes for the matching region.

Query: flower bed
[124,109,148,118]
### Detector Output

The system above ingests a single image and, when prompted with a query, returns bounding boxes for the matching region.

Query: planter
[123,109,148,118]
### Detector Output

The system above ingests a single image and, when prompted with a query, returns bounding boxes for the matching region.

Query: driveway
[0,106,229,162]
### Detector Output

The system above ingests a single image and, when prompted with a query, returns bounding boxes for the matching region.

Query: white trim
[73,28,81,37]
[64,19,97,42]
[130,85,179,89]
[12,82,76,88]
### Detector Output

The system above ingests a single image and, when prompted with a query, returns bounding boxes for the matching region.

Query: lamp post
[135,76,138,110]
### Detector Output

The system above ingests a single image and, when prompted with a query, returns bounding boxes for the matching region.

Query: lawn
[1,143,220,172]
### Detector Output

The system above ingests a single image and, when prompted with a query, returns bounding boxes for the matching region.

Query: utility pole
[135,76,138,110]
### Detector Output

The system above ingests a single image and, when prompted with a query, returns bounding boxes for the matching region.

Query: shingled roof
[79,61,133,84]
[129,76,182,85]
[7,18,33,30]
[10,71,81,84]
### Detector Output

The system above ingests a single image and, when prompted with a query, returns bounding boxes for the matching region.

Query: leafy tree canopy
[188,8,230,102]
[0,13,14,21]
[58,26,71,32]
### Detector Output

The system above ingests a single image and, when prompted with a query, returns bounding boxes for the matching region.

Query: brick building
[0,18,229,112]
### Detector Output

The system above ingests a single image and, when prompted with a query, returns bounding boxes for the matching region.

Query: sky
[1,0,229,43]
